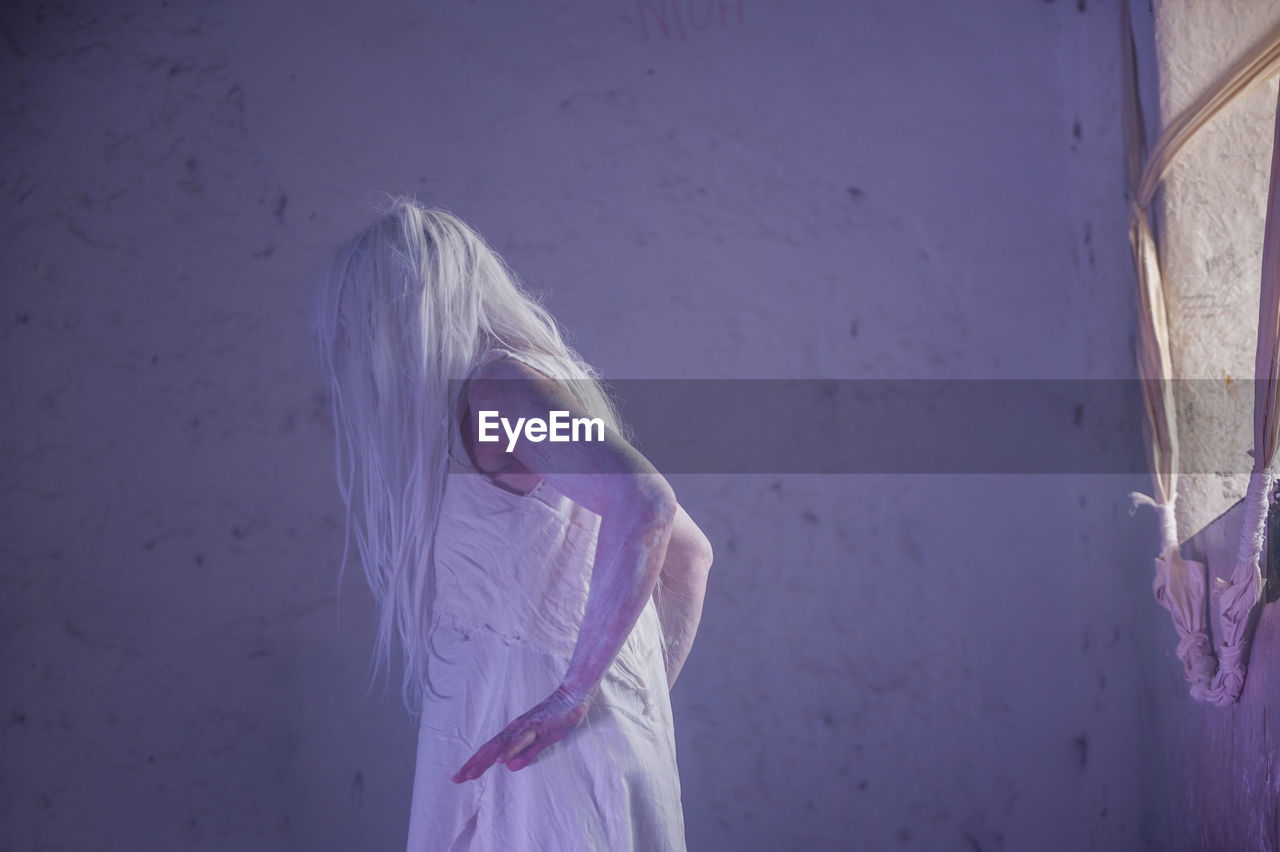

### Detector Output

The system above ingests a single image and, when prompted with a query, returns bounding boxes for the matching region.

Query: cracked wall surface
[0,1,1188,850]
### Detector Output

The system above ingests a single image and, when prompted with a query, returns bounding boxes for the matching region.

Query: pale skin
[450,356,713,783]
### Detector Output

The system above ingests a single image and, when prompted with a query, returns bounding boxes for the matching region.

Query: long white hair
[311,197,628,715]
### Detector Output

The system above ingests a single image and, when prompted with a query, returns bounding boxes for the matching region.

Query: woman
[311,198,713,851]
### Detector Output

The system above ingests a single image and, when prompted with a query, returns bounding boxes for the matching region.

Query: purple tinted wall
[1,0,1206,849]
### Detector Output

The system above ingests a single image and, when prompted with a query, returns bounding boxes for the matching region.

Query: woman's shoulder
[467,348,567,389]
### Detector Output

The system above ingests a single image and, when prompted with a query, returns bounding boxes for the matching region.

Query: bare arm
[654,503,712,690]
[453,357,676,782]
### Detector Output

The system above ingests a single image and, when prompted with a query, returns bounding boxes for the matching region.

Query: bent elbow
[700,534,715,572]
[635,478,678,530]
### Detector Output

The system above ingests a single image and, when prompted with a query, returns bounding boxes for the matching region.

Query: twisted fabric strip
[1129,493,1217,689]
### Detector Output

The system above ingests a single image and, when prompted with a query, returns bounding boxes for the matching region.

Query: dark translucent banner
[449,379,1266,474]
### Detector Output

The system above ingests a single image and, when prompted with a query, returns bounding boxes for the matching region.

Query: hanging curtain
[1124,0,1280,704]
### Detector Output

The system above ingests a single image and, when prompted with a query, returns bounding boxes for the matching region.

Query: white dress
[405,349,687,851]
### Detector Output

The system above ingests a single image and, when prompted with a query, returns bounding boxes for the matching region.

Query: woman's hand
[452,685,593,783]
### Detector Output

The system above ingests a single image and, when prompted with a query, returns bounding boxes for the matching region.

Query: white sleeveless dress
[404,349,687,851]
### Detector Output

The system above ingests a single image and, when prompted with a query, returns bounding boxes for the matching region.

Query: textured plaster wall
[1,1,1182,850]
